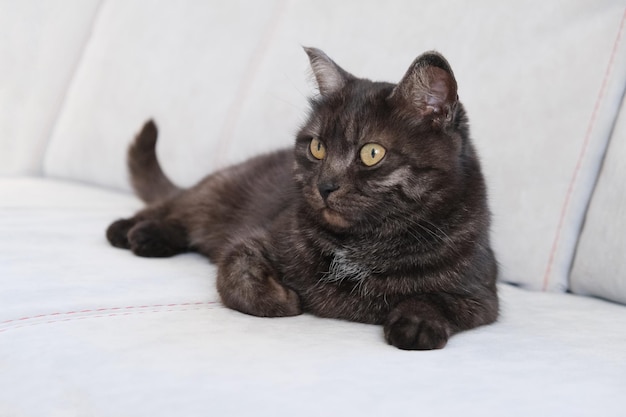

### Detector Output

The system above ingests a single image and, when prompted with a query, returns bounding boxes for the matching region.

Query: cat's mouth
[321,208,350,229]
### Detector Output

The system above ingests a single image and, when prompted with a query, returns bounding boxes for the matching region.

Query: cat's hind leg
[217,235,301,317]
[106,209,188,258]
[106,218,136,250]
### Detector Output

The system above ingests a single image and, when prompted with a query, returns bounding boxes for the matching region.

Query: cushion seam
[541,7,626,291]
[0,301,219,334]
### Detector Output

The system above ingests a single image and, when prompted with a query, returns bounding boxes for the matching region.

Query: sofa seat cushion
[1,177,626,416]
[0,177,217,319]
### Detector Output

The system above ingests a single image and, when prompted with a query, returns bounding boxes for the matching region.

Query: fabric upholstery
[42,0,285,190]
[2,2,626,415]
[42,1,626,292]
[1,178,625,417]
[570,100,626,304]
[0,0,102,175]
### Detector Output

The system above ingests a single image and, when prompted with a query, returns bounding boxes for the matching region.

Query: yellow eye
[360,143,386,166]
[310,138,326,160]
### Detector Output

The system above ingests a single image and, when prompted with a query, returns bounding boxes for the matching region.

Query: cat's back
[176,148,297,258]
[192,148,295,203]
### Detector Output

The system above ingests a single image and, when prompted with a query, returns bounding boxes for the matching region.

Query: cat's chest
[293,243,388,295]
[288,246,394,323]
[281,240,379,286]
[322,248,375,285]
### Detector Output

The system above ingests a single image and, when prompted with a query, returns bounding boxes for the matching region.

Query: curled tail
[128,120,181,203]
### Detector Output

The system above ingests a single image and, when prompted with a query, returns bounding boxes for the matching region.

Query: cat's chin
[321,208,351,230]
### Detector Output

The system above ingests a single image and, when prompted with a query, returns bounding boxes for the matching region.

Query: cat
[106,47,499,350]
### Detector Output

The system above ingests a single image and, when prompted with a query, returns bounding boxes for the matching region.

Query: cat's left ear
[390,51,458,125]
[304,47,355,96]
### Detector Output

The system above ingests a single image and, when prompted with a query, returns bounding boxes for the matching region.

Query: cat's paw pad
[106,218,136,249]
[384,313,450,350]
[127,220,186,258]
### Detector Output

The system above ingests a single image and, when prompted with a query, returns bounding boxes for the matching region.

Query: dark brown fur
[107,48,498,350]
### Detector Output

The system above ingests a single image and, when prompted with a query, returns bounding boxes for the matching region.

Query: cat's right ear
[304,47,354,96]
[390,51,458,126]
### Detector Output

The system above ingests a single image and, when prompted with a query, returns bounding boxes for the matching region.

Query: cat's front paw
[219,268,302,318]
[218,241,302,318]
[384,310,451,350]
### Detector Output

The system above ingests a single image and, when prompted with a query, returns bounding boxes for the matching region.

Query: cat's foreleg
[384,291,498,350]
[217,235,301,317]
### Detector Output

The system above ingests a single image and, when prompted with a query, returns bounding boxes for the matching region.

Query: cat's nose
[318,182,339,201]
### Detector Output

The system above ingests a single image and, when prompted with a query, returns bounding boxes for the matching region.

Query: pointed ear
[390,51,458,124]
[304,47,354,96]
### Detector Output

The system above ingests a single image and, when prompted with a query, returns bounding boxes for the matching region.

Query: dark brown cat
[106,48,498,350]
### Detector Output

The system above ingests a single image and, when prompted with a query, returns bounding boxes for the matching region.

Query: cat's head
[294,47,471,233]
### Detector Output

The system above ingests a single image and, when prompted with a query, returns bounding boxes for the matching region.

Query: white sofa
[2,1,626,416]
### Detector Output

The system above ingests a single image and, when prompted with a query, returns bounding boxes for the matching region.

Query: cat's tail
[128,120,182,204]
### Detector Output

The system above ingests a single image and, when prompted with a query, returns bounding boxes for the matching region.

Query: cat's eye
[360,143,386,166]
[310,138,326,160]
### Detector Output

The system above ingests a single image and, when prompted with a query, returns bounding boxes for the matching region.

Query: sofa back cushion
[570,101,626,305]
[41,1,626,293]
[0,0,102,175]
[41,0,288,191]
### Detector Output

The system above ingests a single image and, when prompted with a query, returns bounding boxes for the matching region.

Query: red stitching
[0,301,219,334]
[542,8,626,291]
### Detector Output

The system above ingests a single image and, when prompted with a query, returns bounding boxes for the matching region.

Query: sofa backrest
[571,102,626,305]
[2,1,625,297]
[0,0,102,175]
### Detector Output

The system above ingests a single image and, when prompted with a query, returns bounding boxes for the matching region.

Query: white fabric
[42,0,285,190]
[570,101,626,304]
[218,1,626,292]
[2,1,626,415]
[41,1,626,292]
[1,178,625,417]
[0,0,102,175]
[0,178,212,319]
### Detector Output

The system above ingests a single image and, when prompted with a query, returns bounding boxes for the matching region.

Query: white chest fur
[323,249,372,284]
